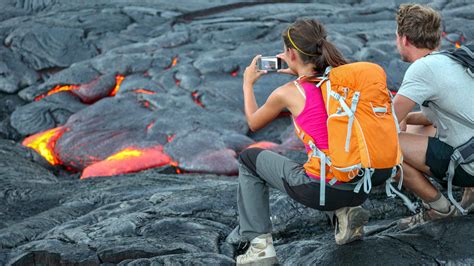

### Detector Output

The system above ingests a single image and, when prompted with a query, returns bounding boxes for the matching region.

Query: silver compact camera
[257,56,283,72]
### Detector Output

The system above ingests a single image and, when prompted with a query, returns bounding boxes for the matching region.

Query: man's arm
[393,94,417,123]
[405,111,432,126]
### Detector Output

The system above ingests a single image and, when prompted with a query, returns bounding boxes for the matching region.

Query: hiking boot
[334,206,370,245]
[460,187,474,213]
[398,203,458,230]
[236,233,279,266]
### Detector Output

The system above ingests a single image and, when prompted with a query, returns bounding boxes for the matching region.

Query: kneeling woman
[235,19,392,265]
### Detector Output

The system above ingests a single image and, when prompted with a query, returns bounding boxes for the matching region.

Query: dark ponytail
[282,19,347,74]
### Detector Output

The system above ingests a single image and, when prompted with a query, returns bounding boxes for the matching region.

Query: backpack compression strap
[445,136,474,215]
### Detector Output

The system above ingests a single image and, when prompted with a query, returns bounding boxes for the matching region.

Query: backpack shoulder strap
[438,43,474,77]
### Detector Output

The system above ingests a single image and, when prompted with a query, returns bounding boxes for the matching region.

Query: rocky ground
[0,0,473,265]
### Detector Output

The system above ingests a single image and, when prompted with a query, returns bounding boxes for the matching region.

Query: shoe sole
[336,207,370,245]
[348,207,370,230]
[236,256,279,266]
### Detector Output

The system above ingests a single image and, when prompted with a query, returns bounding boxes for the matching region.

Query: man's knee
[239,148,264,176]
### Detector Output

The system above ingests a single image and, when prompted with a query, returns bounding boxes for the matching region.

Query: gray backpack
[446,137,474,214]
[441,44,474,214]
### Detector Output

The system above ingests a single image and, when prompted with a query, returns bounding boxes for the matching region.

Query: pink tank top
[294,81,329,152]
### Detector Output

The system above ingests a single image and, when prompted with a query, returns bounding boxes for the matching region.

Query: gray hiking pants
[237,148,391,241]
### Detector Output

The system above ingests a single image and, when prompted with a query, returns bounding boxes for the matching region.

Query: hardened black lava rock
[1,0,473,265]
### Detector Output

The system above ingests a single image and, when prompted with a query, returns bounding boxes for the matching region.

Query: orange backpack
[295,62,414,209]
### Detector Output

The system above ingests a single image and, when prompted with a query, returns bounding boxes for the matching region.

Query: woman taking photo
[235,19,397,265]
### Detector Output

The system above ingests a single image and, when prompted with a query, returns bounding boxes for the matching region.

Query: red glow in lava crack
[80,145,177,179]
[191,91,205,108]
[22,126,67,165]
[167,134,176,143]
[170,161,185,174]
[146,122,154,130]
[133,89,156,95]
[246,141,278,150]
[231,69,239,77]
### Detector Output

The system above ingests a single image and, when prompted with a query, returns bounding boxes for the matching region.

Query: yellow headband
[287,28,318,57]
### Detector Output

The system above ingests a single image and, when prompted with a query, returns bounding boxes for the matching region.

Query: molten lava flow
[246,141,278,150]
[35,85,79,101]
[81,145,176,179]
[442,31,466,49]
[191,91,205,108]
[171,57,178,67]
[165,56,179,70]
[133,89,156,95]
[109,75,125,96]
[231,68,239,77]
[170,160,184,174]
[35,74,125,101]
[22,127,66,165]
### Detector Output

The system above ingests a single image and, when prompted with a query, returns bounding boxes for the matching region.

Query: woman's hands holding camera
[276,53,297,76]
[243,55,267,86]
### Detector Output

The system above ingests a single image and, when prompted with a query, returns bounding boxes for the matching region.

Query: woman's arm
[244,86,286,131]
[243,55,287,132]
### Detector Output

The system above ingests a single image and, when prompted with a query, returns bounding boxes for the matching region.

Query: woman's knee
[238,148,265,176]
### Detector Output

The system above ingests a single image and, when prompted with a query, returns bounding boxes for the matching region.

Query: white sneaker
[461,187,474,213]
[236,233,279,265]
[334,206,370,245]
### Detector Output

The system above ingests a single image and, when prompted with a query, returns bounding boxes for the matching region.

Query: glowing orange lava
[246,141,278,150]
[133,89,156,95]
[171,57,178,67]
[22,127,66,165]
[81,145,176,179]
[169,160,183,174]
[109,75,125,96]
[165,56,179,69]
[35,75,125,101]
[35,85,79,101]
